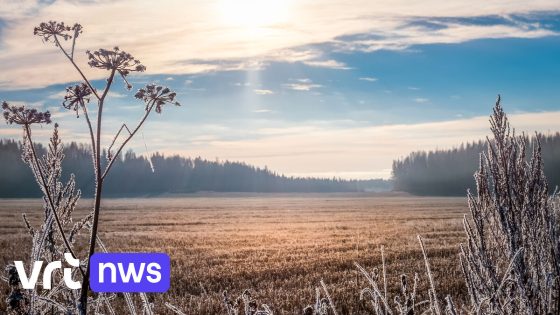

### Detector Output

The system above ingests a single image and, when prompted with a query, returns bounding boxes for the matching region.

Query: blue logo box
[90,253,170,293]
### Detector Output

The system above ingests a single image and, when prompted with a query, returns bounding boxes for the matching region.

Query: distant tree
[392,133,560,196]
[0,140,392,197]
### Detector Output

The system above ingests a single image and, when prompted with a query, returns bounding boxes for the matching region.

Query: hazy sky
[1,1,559,179]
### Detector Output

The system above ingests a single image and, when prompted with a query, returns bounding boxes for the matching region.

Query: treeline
[392,133,560,196]
[0,140,391,197]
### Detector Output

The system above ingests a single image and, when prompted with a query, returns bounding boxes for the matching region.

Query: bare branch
[53,35,100,101]
[101,100,156,180]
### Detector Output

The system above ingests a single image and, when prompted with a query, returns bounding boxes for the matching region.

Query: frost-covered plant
[460,96,560,313]
[356,239,446,315]
[1,103,87,313]
[356,97,560,315]
[2,21,179,315]
[222,290,274,315]
[303,280,338,315]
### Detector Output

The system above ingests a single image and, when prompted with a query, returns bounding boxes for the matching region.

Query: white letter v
[14,260,43,289]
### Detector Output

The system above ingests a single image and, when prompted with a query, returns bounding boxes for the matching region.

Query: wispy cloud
[253,109,274,113]
[414,97,429,103]
[359,77,378,82]
[303,59,350,69]
[254,89,274,95]
[283,79,322,91]
[0,1,558,89]
[335,21,557,53]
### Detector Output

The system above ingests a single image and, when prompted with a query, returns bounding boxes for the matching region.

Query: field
[0,194,468,314]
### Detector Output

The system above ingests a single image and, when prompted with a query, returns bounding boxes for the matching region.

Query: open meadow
[0,194,468,314]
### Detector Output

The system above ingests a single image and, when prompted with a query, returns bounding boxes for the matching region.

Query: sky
[0,0,559,179]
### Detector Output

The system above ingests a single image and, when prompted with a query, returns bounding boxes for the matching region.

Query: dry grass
[0,193,467,314]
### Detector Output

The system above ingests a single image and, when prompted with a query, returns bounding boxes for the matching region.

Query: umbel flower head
[86,47,146,90]
[33,21,82,45]
[135,84,180,113]
[2,101,52,125]
[63,83,92,117]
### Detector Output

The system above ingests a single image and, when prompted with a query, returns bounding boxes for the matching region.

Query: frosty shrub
[352,96,560,315]
[460,96,560,313]
[2,21,179,315]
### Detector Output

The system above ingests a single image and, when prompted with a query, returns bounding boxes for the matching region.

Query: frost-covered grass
[1,195,467,314]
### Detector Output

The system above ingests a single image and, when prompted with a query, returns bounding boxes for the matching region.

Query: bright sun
[219,0,292,31]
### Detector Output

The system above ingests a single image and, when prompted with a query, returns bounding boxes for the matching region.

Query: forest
[392,132,560,195]
[0,140,390,197]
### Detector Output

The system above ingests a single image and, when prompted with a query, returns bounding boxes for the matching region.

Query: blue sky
[0,1,559,179]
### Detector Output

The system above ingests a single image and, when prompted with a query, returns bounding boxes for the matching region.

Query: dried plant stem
[79,68,116,314]
[80,99,97,172]
[165,302,188,315]
[320,279,338,315]
[381,245,387,301]
[101,99,156,180]
[107,123,131,156]
[54,35,100,100]
[23,124,83,276]
[417,235,441,315]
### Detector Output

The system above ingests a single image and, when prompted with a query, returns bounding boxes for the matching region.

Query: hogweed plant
[2,21,179,314]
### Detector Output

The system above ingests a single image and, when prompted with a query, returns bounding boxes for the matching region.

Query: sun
[218,0,292,31]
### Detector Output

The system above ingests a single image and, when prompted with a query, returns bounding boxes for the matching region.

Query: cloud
[0,0,42,21]
[303,59,350,69]
[335,21,557,53]
[414,97,429,103]
[359,77,378,82]
[253,109,274,113]
[0,1,558,89]
[283,79,322,91]
[254,89,274,95]
[47,90,67,100]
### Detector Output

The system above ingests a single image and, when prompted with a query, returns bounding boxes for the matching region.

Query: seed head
[33,21,81,45]
[62,83,93,117]
[2,101,52,125]
[135,84,180,113]
[86,47,146,89]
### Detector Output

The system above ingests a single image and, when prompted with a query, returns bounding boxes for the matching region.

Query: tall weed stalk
[3,21,179,315]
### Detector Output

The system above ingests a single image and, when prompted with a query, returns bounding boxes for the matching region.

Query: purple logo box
[90,253,170,293]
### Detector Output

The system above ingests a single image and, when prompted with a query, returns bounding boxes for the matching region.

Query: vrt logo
[14,253,81,290]
[14,253,170,292]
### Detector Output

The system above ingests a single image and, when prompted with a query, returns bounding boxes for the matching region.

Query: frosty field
[0,194,468,314]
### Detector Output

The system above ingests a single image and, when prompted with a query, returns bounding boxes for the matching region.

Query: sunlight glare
[219,0,292,31]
